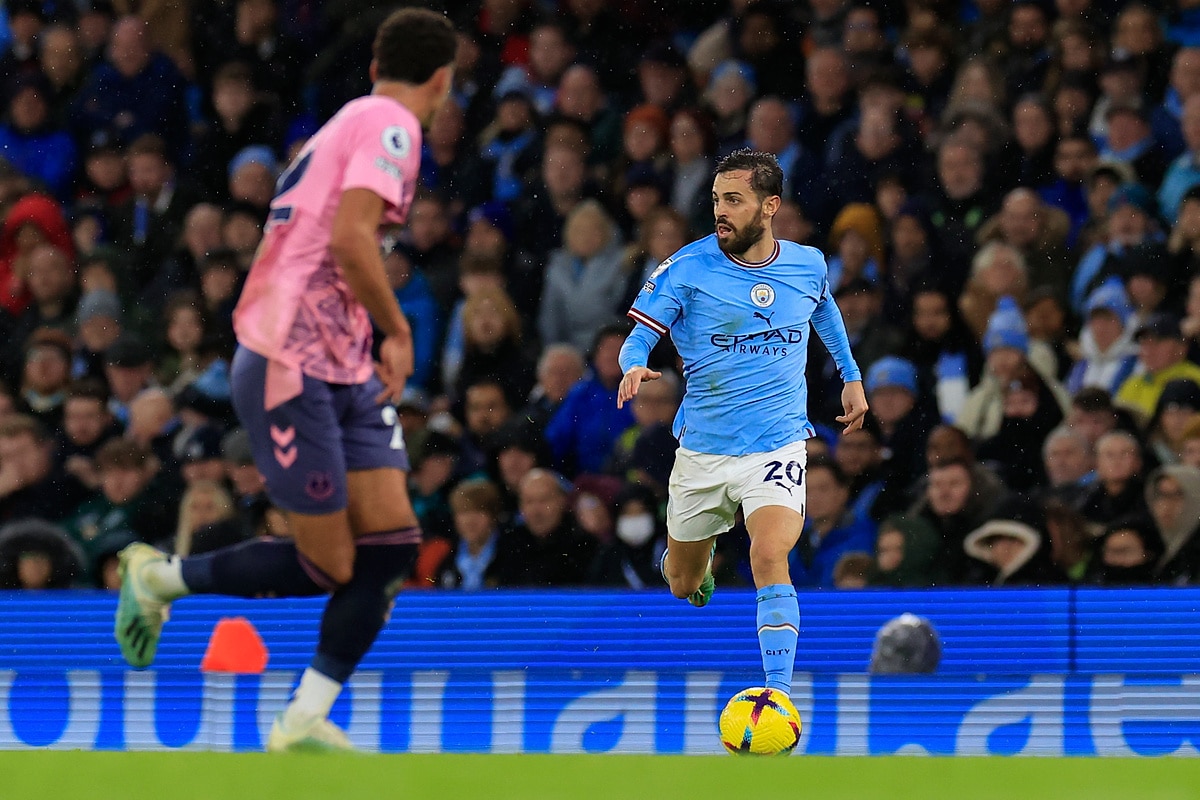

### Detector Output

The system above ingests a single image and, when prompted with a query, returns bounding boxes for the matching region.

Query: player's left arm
[330,187,413,401]
[810,289,868,433]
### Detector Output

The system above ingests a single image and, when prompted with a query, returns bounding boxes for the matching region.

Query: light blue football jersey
[621,234,861,456]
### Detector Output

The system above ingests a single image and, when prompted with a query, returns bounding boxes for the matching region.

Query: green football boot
[114,543,172,668]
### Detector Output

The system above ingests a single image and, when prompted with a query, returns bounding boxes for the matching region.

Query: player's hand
[836,380,869,434]
[617,366,662,409]
[375,334,414,404]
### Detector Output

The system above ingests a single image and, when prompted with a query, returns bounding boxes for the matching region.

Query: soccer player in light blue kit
[617,149,868,703]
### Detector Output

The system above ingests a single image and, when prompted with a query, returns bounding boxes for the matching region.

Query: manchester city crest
[750,283,775,308]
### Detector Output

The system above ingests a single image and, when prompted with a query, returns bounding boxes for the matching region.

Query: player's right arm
[617,254,686,408]
[330,187,414,401]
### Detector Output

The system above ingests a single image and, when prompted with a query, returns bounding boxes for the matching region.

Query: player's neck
[372,81,432,125]
[735,232,778,265]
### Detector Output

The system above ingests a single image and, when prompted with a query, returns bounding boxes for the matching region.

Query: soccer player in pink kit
[112,9,458,752]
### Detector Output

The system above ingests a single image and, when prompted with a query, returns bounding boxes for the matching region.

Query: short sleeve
[341,111,420,209]
[628,257,684,335]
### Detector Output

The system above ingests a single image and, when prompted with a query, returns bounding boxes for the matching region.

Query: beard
[716,209,766,256]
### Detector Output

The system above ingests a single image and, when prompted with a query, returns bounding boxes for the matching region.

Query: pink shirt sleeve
[340,109,420,209]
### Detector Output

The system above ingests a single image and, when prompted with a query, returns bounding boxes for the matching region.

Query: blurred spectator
[1146,464,1200,584]
[1146,379,1200,466]
[1070,181,1164,316]
[156,291,206,392]
[408,430,461,543]
[703,60,756,154]
[1080,430,1148,524]
[926,137,996,289]
[0,1,46,95]
[1085,514,1164,585]
[1158,94,1200,224]
[668,108,717,233]
[962,496,1064,586]
[2,243,76,380]
[103,334,155,426]
[826,204,884,291]
[1067,280,1139,396]
[832,552,874,589]
[871,513,948,588]
[554,64,621,164]
[178,424,225,487]
[38,24,85,127]
[0,73,78,199]
[1115,312,1200,424]
[0,518,83,589]
[0,414,88,523]
[538,200,627,352]
[497,468,596,587]
[192,61,282,201]
[0,192,74,315]
[16,327,73,431]
[589,483,667,588]
[172,479,237,557]
[72,288,121,382]
[478,90,539,206]
[865,355,938,483]
[1040,425,1097,508]
[110,134,200,287]
[402,192,459,311]
[909,456,1006,580]
[1039,134,1096,247]
[977,188,1072,301]
[488,419,551,524]
[71,17,188,158]
[63,436,161,568]
[383,243,439,393]
[977,364,1066,492]
[790,456,876,589]
[1102,99,1169,190]
[457,378,514,479]
[546,323,635,476]
[433,478,509,590]
[959,243,1029,340]
[453,287,534,410]
[521,343,585,432]
[57,378,117,491]
[607,369,680,494]
[958,296,1071,439]
[833,419,886,520]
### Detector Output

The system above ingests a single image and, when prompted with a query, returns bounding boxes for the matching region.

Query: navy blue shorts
[230,347,410,515]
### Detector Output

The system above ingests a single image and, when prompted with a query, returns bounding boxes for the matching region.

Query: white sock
[142,556,189,600]
[281,668,343,730]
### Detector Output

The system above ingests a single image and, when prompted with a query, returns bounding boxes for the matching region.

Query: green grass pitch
[3,752,1199,800]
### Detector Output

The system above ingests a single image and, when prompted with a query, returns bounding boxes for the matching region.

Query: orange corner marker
[200,617,269,674]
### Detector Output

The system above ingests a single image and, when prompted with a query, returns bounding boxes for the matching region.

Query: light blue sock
[756,584,799,694]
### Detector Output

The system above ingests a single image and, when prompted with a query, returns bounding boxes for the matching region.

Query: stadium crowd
[0,0,1199,592]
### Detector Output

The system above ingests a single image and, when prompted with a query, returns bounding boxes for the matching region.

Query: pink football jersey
[233,95,422,391]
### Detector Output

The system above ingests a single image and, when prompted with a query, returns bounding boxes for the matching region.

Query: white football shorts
[666,439,808,543]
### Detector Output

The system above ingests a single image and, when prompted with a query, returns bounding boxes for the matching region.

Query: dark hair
[0,414,47,443]
[65,378,110,405]
[714,149,783,200]
[373,8,457,85]
[591,321,634,357]
[95,438,153,471]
